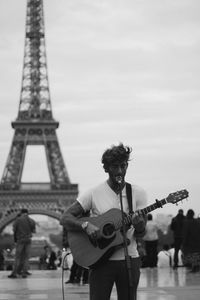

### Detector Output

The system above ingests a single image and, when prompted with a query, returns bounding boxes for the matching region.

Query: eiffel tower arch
[0,0,78,232]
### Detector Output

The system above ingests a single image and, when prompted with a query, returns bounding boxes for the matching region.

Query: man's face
[107,160,128,184]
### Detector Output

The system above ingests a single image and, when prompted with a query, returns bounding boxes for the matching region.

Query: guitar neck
[114,189,188,231]
[140,198,168,215]
[117,198,168,229]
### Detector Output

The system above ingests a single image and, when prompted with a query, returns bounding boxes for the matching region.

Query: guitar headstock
[166,189,189,204]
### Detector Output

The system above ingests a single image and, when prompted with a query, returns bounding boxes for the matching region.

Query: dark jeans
[89,257,141,300]
[145,240,158,268]
[173,237,182,266]
[69,261,89,283]
[12,239,31,275]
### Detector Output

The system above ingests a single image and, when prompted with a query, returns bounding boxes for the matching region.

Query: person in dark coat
[8,209,36,278]
[170,209,185,269]
[0,249,5,270]
[48,250,57,270]
[182,209,200,272]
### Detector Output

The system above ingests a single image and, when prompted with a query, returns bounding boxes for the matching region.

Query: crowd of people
[138,209,200,273]
[39,246,62,270]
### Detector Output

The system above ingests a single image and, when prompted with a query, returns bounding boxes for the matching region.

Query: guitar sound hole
[102,223,115,238]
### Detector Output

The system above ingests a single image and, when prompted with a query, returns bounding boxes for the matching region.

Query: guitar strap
[126,182,133,214]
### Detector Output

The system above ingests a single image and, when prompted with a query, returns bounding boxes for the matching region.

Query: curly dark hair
[101,143,132,172]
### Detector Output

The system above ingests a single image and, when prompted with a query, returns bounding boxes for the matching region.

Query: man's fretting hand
[132,211,146,237]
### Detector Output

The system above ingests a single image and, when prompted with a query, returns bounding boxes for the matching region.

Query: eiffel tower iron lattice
[0,0,78,232]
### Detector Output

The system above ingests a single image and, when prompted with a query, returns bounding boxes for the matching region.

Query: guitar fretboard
[115,198,168,230]
[140,198,168,215]
[114,189,188,231]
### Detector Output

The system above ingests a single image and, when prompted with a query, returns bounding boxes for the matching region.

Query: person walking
[39,245,50,270]
[47,250,57,270]
[8,208,36,278]
[0,249,5,270]
[65,260,89,284]
[182,209,200,272]
[143,213,159,268]
[170,209,185,269]
[61,143,147,300]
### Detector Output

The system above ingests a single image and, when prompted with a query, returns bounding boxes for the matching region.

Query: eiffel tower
[0,0,78,232]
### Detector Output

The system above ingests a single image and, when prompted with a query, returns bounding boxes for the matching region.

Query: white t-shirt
[77,181,148,260]
[157,250,172,268]
[143,220,159,241]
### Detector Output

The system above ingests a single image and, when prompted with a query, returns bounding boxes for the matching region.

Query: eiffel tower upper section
[17,0,53,122]
[0,0,78,193]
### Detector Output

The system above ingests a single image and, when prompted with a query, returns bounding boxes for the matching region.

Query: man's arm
[60,201,86,231]
[60,201,100,241]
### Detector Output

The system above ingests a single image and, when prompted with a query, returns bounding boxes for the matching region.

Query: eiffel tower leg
[1,131,26,190]
[45,131,71,189]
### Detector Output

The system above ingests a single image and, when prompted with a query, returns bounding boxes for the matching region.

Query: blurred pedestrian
[65,260,89,284]
[8,208,36,278]
[65,260,81,284]
[39,245,49,270]
[47,250,57,270]
[143,213,159,268]
[0,249,5,270]
[182,209,200,272]
[170,209,185,269]
[56,250,62,268]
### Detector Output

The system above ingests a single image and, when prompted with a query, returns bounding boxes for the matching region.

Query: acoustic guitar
[67,189,189,268]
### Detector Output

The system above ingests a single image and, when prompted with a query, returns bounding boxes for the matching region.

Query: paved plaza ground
[0,267,200,300]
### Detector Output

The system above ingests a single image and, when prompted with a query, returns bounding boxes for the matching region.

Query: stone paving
[0,267,200,300]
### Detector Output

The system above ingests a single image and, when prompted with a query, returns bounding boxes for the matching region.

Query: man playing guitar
[60,143,147,300]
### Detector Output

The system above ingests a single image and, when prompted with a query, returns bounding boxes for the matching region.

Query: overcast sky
[0,0,199,217]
